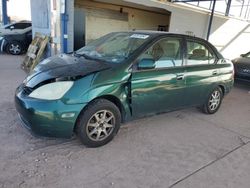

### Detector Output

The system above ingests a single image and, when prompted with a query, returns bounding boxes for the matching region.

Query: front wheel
[7,41,23,55]
[203,87,223,114]
[76,99,121,147]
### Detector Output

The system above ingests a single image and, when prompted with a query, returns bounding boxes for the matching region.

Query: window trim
[133,36,185,72]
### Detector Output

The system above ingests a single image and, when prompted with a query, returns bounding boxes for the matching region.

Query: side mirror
[240,54,245,57]
[10,26,14,30]
[138,58,155,70]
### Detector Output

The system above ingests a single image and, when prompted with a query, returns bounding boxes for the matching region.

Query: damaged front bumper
[15,84,87,138]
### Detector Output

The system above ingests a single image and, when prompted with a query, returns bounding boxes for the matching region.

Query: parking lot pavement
[0,54,250,188]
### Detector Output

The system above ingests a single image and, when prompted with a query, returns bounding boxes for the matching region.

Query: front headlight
[29,81,73,100]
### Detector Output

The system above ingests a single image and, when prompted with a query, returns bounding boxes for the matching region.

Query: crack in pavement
[183,110,250,141]
[168,140,250,188]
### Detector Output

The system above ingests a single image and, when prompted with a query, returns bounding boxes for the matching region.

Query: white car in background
[0,21,32,55]
[0,21,32,35]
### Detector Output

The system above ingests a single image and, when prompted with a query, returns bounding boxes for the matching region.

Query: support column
[225,0,232,16]
[206,0,216,41]
[1,0,9,24]
[60,0,68,53]
[60,0,74,53]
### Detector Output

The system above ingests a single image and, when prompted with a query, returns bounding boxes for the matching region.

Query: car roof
[8,21,32,25]
[133,30,206,41]
[2,20,31,27]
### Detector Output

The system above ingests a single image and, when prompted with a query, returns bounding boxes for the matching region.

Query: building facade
[29,0,250,59]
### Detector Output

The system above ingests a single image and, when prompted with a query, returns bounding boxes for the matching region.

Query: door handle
[176,74,184,80]
[212,70,218,75]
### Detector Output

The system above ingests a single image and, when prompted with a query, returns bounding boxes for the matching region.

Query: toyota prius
[15,31,234,147]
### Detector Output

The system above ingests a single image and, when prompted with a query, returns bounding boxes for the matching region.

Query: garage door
[85,8,129,43]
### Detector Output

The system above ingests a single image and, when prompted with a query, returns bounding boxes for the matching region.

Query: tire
[202,87,223,114]
[76,99,121,147]
[7,41,23,55]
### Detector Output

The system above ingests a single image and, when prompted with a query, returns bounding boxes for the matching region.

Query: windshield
[76,32,151,63]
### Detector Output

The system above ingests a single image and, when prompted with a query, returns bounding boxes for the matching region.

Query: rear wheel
[76,99,121,147]
[7,41,23,55]
[203,87,223,114]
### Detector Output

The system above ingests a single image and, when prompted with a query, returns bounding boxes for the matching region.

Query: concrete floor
[0,54,250,188]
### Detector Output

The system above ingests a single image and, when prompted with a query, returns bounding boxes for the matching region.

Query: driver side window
[139,38,183,69]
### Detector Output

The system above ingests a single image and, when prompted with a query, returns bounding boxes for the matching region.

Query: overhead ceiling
[93,0,171,15]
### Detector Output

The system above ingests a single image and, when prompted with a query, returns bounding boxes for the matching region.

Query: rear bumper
[15,84,86,138]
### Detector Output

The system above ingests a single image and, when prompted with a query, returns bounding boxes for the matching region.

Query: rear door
[183,39,220,106]
[131,36,186,117]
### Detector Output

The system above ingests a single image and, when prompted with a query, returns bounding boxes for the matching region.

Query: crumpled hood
[25,54,111,88]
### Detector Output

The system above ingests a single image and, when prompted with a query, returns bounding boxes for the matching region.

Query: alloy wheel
[9,43,21,55]
[86,110,115,141]
[208,90,221,111]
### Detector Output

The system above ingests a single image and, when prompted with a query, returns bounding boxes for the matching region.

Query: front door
[131,37,186,117]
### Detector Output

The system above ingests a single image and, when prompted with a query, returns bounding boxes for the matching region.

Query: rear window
[187,41,216,65]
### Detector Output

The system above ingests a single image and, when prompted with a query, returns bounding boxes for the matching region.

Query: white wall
[210,17,250,59]
[30,0,74,54]
[125,0,250,59]
[168,10,208,38]
[168,7,250,59]
[30,0,52,57]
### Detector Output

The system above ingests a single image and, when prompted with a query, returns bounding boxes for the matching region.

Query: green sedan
[15,31,234,147]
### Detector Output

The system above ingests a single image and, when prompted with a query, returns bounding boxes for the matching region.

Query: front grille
[236,66,250,75]
[241,68,250,74]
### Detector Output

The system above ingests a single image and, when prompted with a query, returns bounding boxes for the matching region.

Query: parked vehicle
[0,21,31,35]
[15,31,234,147]
[232,52,250,82]
[0,21,32,55]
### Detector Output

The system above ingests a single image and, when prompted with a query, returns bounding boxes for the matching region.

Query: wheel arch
[73,95,127,133]
[6,39,25,47]
[95,95,126,123]
[218,84,225,96]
